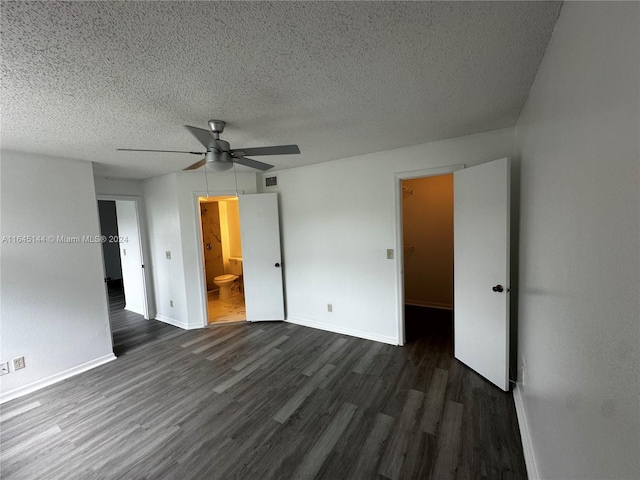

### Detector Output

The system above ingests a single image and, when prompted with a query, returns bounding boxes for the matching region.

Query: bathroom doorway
[401,174,454,346]
[199,196,246,324]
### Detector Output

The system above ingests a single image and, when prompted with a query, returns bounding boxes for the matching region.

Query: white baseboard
[0,353,117,404]
[286,316,398,345]
[405,300,453,310]
[155,314,200,330]
[125,304,145,316]
[512,384,539,480]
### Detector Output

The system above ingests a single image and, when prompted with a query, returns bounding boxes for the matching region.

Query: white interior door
[454,158,510,391]
[115,200,148,319]
[239,193,285,321]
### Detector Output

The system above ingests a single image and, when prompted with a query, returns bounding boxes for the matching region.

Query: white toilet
[213,257,243,300]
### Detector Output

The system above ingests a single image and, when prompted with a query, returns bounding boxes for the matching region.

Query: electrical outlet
[327,303,332,312]
[166,251,171,260]
[123,248,126,256]
[13,356,25,370]
[170,300,174,308]
[0,362,9,375]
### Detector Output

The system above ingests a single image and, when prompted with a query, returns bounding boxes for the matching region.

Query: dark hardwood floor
[107,281,181,357]
[0,304,527,479]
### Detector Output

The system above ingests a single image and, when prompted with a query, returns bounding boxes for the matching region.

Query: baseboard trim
[513,384,539,480]
[405,300,453,310]
[0,353,117,404]
[155,314,200,330]
[286,316,398,345]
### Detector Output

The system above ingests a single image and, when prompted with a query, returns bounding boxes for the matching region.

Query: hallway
[107,281,181,356]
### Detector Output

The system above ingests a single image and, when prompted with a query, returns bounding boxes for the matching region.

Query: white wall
[0,151,115,402]
[115,200,145,316]
[268,128,515,344]
[515,3,640,479]
[94,176,144,197]
[142,173,188,327]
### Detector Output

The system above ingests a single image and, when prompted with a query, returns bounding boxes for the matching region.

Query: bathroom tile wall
[200,202,225,291]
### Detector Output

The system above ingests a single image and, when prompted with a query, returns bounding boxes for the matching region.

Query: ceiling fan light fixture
[206,162,233,172]
[204,151,233,171]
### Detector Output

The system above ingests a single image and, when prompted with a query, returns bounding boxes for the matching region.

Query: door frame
[96,194,154,320]
[193,190,245,328]
[393,164,465,345]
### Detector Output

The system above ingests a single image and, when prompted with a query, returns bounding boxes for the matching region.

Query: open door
[454,158,510,391]
[115,200,149,319]
[238,193,285,321]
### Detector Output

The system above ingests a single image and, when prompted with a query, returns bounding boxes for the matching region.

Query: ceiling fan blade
[118,148,204,155]
[183,158,206,171]
[232,156,274,171]
[230,144,300,157]
[184,125,218,150]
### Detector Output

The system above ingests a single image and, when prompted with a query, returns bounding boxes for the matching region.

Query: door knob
[492,285,504,293]
[275,262,281,268]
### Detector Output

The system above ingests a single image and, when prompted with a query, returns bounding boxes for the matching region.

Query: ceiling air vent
[265,175,278,188]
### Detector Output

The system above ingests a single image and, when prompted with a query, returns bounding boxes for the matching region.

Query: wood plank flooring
[107,282,182,357]
[0,306,527,479]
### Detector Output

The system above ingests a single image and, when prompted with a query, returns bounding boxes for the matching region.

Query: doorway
[395,159,511,391]
[97,199,149,318]
[395,165,463,345]
[401,174,454,346]
[199,196,246,324]
[98,200,124,303]
[97,196,155,355]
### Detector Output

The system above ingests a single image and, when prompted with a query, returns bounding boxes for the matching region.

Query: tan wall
[402,174,453,309]
[225,199,242,258]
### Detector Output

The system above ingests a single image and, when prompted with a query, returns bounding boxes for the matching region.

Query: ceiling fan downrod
[207,119,226,139]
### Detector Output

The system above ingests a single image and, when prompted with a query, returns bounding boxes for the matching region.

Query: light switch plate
[386,249,394,259]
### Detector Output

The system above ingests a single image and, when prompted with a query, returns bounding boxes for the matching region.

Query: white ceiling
[1,1,561,180]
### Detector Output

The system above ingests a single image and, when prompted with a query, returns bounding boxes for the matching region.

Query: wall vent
[265,175,278,188]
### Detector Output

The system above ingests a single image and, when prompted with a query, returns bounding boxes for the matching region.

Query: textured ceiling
[1,1,561,179]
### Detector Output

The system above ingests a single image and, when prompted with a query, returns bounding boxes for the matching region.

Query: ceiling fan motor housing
[208,119,226,134]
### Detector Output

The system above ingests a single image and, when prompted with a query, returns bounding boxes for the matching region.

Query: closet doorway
[396,159,511,391]
[401,174,454,346]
